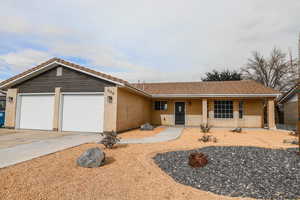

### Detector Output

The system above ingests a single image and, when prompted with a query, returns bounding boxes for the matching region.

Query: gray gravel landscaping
[153,146,300,200]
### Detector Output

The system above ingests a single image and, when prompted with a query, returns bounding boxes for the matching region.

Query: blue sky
[0,0,299,82]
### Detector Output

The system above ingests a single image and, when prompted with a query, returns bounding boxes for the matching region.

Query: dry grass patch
[0,128,297,200]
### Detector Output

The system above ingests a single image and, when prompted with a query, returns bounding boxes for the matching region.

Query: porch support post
[208,101,214,119]
[4,88,18,129]
[267,98,276,129]
[233,101,239,128]
[202,99,208,125]
[53,87,61,131]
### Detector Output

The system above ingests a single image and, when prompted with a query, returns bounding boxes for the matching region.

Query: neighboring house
[277,85,298,130]
[0,58,280,133]
[0,90,6,111]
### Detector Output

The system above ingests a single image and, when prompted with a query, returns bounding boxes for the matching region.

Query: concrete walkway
[0,133,102,169]
[119,127,183,144]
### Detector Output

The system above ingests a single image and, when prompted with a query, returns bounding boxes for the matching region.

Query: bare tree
[242,48,298,92]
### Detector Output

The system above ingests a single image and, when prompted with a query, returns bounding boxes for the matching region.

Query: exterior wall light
[107,96,113,103]
[8,96,13,103]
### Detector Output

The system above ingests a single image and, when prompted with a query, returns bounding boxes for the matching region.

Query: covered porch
[151,98,276,129]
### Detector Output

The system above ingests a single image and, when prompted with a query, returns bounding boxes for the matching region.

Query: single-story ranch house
[0,58,280,133]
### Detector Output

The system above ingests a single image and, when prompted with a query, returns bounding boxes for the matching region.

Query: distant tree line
[201,70,242,81]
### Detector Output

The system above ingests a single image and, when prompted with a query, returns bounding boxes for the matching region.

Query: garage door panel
[19,95,54,130]
[61,94,104,132]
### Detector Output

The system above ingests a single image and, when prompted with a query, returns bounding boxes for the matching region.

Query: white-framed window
[214,100,233,118]
[0,100,5,111]
[154,101,168,111]
[239,101,244,119]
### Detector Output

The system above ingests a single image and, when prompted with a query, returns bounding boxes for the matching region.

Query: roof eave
[120,85,152,98]
[277,86,297,104]
[151,93,280,98]
[0,90,6,96]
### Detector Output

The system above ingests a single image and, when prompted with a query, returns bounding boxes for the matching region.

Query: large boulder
[77,147,105,168]
[140,123,154,131]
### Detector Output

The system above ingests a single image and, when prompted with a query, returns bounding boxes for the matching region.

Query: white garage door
[18,95,54,130]
[61,94,104,132]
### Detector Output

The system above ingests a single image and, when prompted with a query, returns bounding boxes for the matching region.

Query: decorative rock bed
[153,146,300,200]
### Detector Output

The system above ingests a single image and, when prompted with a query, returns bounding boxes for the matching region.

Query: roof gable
[0,58,129,89]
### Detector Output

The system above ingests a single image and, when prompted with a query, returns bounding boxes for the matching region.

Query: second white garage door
[61,94,104,133]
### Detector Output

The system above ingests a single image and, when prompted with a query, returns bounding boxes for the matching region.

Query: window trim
[0,100,6,111]
[154,101,168,111]
[214,100,233,119]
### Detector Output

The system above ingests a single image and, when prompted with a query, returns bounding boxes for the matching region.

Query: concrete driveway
[0,129,102,168]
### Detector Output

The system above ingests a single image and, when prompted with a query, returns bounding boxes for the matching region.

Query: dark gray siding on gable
[12,65,116,93]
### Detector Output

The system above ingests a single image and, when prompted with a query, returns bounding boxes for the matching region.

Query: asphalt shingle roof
[131,81,279,95]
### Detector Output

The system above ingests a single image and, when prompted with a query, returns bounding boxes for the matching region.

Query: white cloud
[46,41,144,71]
[0,0,299,82]
[0,49,51,72]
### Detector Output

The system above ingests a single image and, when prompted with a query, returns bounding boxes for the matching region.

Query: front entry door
[175,102,185,125]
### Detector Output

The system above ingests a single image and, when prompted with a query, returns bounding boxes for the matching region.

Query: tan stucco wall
[115,87,152,132]
[186,99,202,126]
[4,88,18,128]
[151,98,264,128]
[151,99,203,126]
[152,100,174,126]
[104,87,118,132]
[105,91,271,129]
[207,99,264,128]
[238,100,264,128]
[284,101,298,127]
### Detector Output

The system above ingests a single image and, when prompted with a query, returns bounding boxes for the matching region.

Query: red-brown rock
[188,152,208,168]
